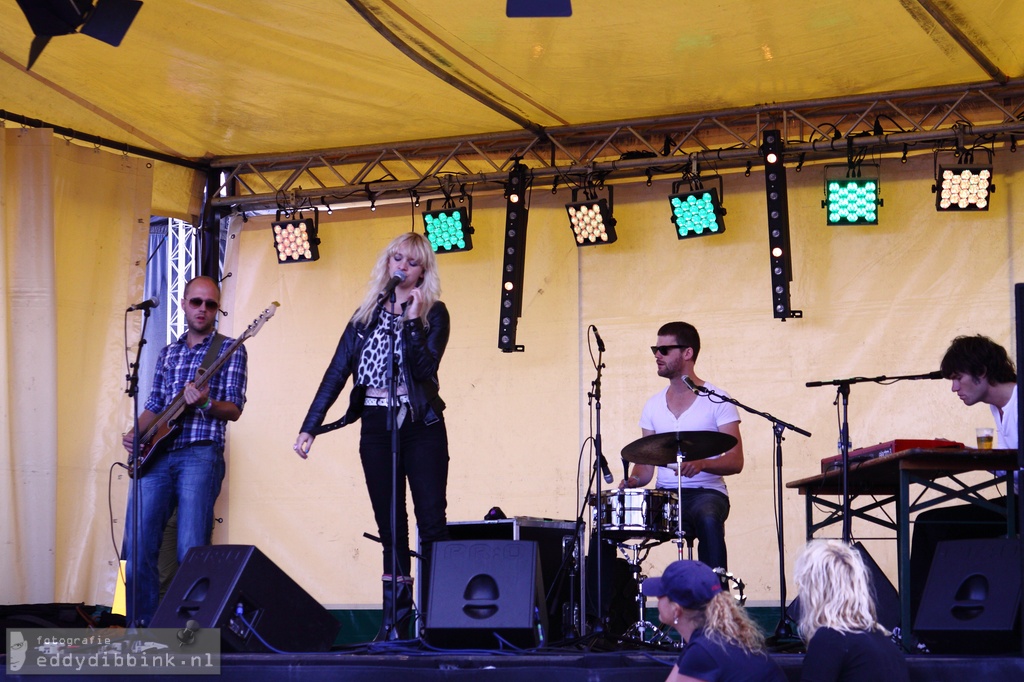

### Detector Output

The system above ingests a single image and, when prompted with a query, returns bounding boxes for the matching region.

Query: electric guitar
[127,302,279,478]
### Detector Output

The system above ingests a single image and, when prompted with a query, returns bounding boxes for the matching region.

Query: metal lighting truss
[211,79,1024,212]
[166,217,196,343]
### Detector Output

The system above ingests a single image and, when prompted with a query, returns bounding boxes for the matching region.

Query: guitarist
[120,275,248,626]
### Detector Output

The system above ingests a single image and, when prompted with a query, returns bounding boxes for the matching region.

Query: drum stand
[618,538,676,646]
[672,449,696,561]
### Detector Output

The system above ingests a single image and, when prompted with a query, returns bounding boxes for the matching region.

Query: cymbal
[620,431,737,466]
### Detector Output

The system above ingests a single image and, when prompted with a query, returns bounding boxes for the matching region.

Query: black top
[801,628,909,682]
[675,629,787,682]
[300,301,450,435]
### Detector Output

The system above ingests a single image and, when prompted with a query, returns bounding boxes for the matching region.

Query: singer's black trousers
[359,406,450,580]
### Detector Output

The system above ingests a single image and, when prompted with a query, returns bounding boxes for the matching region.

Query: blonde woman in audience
[794,540,909,682]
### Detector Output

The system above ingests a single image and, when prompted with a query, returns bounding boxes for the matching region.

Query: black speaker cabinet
[150,545,340,653]
[424,540,548,649]
[433,517,578,639]
[914,538,1021,653]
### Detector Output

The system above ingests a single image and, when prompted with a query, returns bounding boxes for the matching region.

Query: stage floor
[4,640,1024,681]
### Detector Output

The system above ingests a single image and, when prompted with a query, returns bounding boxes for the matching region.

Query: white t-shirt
[639,382,741,496]
[990,384,1018,450]
[989,384,1018,492]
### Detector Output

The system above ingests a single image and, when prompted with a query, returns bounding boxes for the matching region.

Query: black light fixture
[762,130,801,321]
[499,162,530,352]
[16,0,143,70]
[422,197,474,254]
[669,176,726,240]
[934,166,993,210]
[506,0,571,17]
[272,207,320,264]
[933,148,994,211]
[566,185,617,247]
[823,164,881,226]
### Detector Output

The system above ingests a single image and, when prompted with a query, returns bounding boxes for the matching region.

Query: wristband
[199,398,212,412]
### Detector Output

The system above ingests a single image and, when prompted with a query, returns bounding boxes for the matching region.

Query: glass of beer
[976,427,995,449]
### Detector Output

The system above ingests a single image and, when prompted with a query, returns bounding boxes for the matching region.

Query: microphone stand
[692,384,811,643]
[805,370,941,544]
[588,344,608,634]
[382,291,403,639]
[124,306,152,627]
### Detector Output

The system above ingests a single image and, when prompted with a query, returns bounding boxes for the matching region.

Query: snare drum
[591,489,677,540]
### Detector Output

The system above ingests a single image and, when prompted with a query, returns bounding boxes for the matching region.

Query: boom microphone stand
[805,370,942,544]
[689,383,811,643]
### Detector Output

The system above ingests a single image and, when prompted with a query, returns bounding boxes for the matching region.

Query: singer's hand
[294,432,314,459]
[406,287,422,318]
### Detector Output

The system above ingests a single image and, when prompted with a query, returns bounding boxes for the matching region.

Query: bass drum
[592,489,677,541]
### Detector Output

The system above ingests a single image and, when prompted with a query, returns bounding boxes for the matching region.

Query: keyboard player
[909,334,1018,621]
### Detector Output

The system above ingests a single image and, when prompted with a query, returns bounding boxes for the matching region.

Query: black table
[787,447,1017,649]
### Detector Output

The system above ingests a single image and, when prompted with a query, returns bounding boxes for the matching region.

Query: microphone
[922,370,943,380]
[598,453,614,484]
[682,374,702,394]
[127,296,159,312]
[592,326,606,352]
[376,271,407,303]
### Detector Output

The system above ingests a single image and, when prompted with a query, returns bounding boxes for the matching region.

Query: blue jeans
[359,407,450,579]
[675,488,731,570]
[122,441,225,626]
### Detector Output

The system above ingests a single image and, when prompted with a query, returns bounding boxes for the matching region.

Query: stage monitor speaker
[438,517,578,639]
[424,540,547,649]
[786,542,900,632]
[150,545,340,653]
[914,538,1021,653]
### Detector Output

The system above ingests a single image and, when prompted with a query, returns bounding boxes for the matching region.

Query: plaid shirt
[145,331,248,449]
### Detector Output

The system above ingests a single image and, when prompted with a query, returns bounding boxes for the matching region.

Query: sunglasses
[650,345,686,356]
[188,297,220,311]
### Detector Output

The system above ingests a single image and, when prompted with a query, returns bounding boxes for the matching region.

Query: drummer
[620,321,744,571]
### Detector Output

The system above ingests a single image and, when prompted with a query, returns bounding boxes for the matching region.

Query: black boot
[373,576,414,642]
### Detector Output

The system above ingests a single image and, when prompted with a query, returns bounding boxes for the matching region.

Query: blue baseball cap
[642,560,722,609]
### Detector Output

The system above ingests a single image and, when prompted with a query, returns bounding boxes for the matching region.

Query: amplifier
[821,438,963,473]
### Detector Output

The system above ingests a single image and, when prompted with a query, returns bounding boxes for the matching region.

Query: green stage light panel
[825,178,879,225]
[423,207,473,253]
[669,188,725,239]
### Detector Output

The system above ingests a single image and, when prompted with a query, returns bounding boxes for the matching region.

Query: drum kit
[589,429,739,643]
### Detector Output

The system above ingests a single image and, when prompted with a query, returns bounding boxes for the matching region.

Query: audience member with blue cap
[643,560,785,682]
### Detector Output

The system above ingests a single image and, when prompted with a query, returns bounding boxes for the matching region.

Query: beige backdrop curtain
[0,128,150,606]
[220,151,1024,609]
[3,129,1022,611]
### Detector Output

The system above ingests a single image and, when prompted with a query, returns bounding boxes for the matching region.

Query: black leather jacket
[300,301,450,436]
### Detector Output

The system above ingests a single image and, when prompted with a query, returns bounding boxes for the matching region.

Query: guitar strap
[198,333,227,378]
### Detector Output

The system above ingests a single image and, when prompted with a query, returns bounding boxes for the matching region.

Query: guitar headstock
[242,302,280,339]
